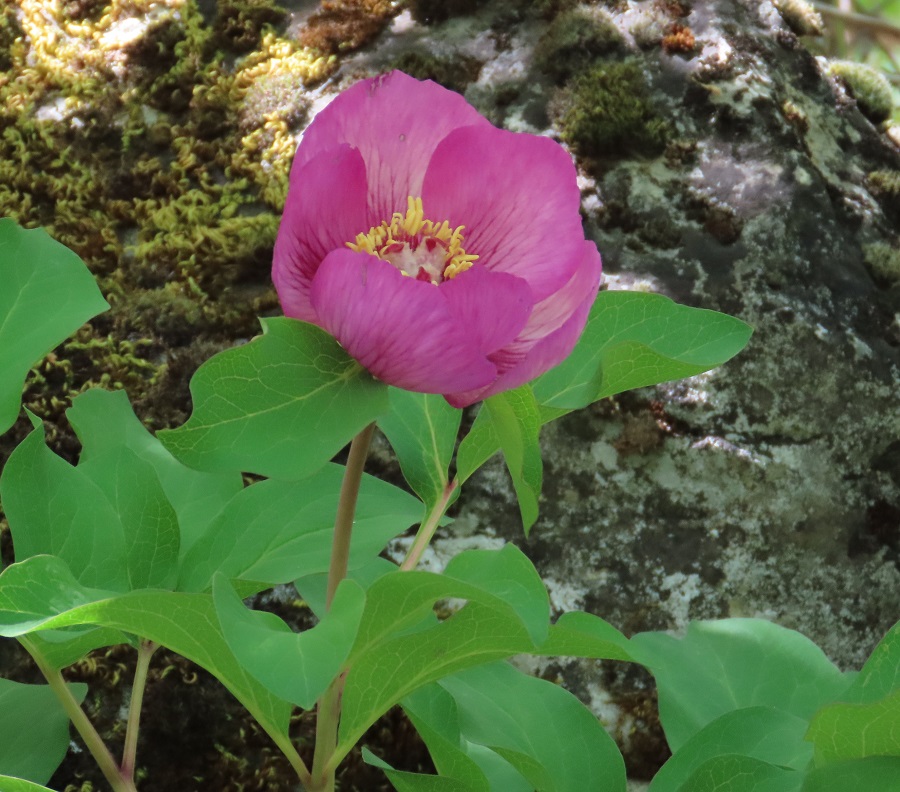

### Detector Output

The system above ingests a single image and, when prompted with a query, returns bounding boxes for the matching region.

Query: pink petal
[440,265,533,355]
[295,72,490,223]
[309,249,498,394]
[422,125,586,303]
[273,144,369,322]
[444,242,601,408]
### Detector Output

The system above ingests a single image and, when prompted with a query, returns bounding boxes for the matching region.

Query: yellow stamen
[346,196,477,283]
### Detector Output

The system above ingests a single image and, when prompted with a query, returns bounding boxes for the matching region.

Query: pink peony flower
[273,71,602,408]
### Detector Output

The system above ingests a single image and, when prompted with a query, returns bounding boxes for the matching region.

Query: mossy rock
[557,60,670,160]
[534,5,623,84]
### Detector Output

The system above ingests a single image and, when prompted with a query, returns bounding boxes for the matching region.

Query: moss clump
[214,0,288,53]
[533,6,623,84]
[408,0,480,25]
[868,170,900,223]
[863,243,900,285]
[390,51,482,94]
[557,60,670,159]
[774,0,824,36]
[298,0,396,54]
[828,61,894,124]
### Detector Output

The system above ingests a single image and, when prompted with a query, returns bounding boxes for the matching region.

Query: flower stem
[325,423,376,609]
[309,423,376,791]
[400,479,459,571]
[20,636,137,792]
[121,640,158,782]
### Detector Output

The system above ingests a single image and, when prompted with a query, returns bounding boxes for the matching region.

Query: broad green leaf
[379,389,462,512]
[158,318,390,479]
[213,575,366,709]
[23,626,131,671]
[674,755,800,792]
[0,777,56,792]
[0,677,87,784]
[439,661,627,792]
[296,556,397,619]
[800,757,900,791]
[0,556,291,745]
[806,690,900,765]
[0,220,109,435]
[836,620,899,705]
[532,291,753,410]
[456,406,501,484]
[534,611,633,661]
[77,445,179,589]
[1,419,128,589]
[67,388,242,558]
[443,544,549,646]
[649,708,812,792]
[630,619,854,752]
[362,748,477,792]
[178,465,421,592]
[337,547,551,758]
[482,387,543,534]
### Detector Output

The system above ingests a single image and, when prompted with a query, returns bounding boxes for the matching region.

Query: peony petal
[295,72,490,223]
[444,243,601,408]
[423,125,586,302]
[309,249,498,394]
[273,144,369,322]
[440,265,533,356]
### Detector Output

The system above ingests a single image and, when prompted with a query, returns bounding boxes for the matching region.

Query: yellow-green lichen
[828,60,895,124]
[556,60,670,160]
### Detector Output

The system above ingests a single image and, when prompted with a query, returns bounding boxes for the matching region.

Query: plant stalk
[400,479,459,571]
[20,636,138,792]
[309,423,376,791]
[121,640,158,782]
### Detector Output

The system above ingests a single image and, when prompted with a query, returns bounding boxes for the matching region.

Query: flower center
[346,196,478,284]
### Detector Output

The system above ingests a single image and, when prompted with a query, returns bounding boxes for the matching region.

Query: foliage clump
[828,60,895,124]
[533,6,623,84]
[868,169,900,224]
[863,242,900,285]
[556,60,670,160]
[390,51,483,94]
[774,0,824,37]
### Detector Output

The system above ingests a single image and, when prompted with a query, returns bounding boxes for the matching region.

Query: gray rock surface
[367,0,900,766]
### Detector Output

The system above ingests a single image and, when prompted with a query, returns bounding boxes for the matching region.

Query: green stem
[309,423,376,791]
[400,479,459,571]
[324,422,376,609]
[20,636,137,792]
[121,640,158,782]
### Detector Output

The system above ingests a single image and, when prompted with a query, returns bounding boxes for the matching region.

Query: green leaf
[0,556,291,745]
[295,556,397,619]
[379,389,461,512]
[178,465,421,592]
[439,661,627,792]
[532,291,752,410]
[158,317,390,478]
[0,219,109,435]
[0,777,57,792]
[806,690,900,765]
[649,708,812,792]
[23,626,131,671]
[77,445,180,589]
[455,406,502,485]
[837,620,899,705]
[1,421,129,589]
[482,387,543,534]
[0,677,87,784]
[403,682,532,792]
[534,611,633,661]
[630,619,853,752]
[337,546,550,758]
[67,388,242,559]
[674,755,800,792]
[362,747,478,792]
[800,757,900,791]
[213,574,366,709]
